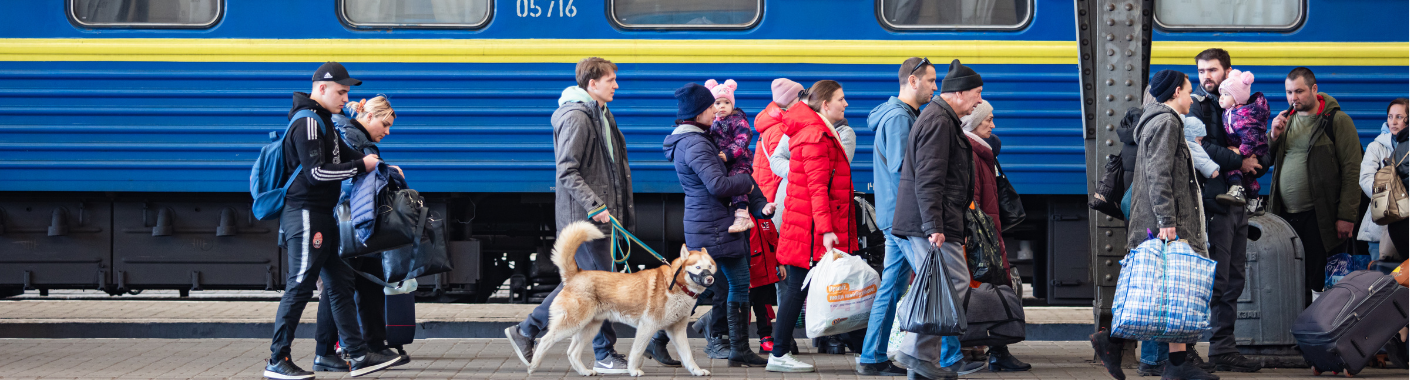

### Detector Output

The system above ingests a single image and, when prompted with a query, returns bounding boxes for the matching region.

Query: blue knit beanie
[1149,70,1184,103]
[675,83,715,120]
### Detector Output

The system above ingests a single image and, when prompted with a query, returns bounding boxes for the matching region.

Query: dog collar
[674,281,700,298]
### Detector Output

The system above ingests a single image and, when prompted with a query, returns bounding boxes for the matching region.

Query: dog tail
[552,221,606,281]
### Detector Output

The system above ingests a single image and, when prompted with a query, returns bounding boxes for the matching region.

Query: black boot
[643,333,681,367]
[1090,328,1127,380]
[987,345,1031,372]
[727,302,768,367]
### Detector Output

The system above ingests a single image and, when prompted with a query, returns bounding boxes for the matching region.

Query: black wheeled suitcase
[1291,270,1409,376]
[385,293,416,347]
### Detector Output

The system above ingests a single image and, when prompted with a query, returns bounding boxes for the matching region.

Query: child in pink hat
[1216,69,1270,206]
[705,79,763,233]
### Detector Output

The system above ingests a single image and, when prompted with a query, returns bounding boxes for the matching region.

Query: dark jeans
[316,257,387,356]
[1281,210,1330,297]
[519,237,617,360]
[271,207,367,361]
[771,264,809,357]
[1206,207,1248,356]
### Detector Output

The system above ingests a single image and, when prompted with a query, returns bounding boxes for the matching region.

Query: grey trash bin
[1235,213,1306,367]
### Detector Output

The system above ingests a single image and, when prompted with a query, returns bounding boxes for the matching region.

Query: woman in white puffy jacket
[1358,98,1406,257]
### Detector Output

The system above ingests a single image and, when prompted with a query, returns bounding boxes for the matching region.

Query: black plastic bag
[897,243,965,336]
[993,163,1026,231]
[964,206,1005,284]
[960,283,1026,347]
[1089,153,1126,220]
[338,187,427,259]
[383,210,453,283]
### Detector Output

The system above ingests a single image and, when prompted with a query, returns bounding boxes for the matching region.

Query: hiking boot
[1208,353,1261,373]
[987,345,1031,372]
[857,361,907,376]
[1138,361,1167,377]
[1090,328,1127,380]
[895,352,957,380]
[594,352,629,375]
[1161,361,1220,380]
[765,353,815,373]
[1215,185,1247,206]
[348,350,402,377]
[643,335,681,367]
[705,334,731,359]
[726,302,768,367]
[945,360,985,376]
[759,336,774,354]
[728,209,754,233]
[1187,346,1213,373]
[312,354,349,372]
[263,357,314,380]
[504,326,535,366]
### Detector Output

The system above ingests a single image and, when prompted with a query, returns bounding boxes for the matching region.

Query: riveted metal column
[1074,0,1153,332]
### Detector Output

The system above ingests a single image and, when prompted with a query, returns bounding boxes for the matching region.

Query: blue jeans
[1141,340,1169,365]
[858,233,914,364]
[895,236,963,367]
[716,255,750,302]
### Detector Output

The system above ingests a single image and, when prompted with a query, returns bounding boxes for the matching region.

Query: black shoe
[1207,353,1260,373]
[1137,361,1166,377]
[348,350,402,377]
[643,336,681,367]
[373,348,409,367]
[726,302,769,367]
[818,335,848,354]
[857,361,908,376]
[1187,346,1214,373]
[1090,328,1127,380]
[987,345,1031,372]
[504,326,535,366]
[896,352,958,380]
[705,334,731,360]
[312,354,349,372]
[264,357,314,380]
[944,360,985,376]
[1161,361,1220,380]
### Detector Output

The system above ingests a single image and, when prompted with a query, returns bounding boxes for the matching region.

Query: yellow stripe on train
[0,39,1403,66]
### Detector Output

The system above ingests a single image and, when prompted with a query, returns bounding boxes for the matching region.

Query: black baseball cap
[312,62,361,86]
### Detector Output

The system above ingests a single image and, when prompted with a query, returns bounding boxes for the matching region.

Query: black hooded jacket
[282,92,367,213]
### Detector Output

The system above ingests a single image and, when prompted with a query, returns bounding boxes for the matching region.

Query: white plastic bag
[802,248,880,338]
[886,282,913,363]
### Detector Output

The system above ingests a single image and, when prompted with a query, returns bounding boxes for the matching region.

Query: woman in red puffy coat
[765,80,857,373]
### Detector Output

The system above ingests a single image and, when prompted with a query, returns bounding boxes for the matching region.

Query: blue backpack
[250,109,324,220]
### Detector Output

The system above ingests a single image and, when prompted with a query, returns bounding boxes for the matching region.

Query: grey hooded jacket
[553,86,635,233]
[1127,103,1208,256]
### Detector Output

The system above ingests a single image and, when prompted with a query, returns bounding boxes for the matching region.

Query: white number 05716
[516,0,575,17]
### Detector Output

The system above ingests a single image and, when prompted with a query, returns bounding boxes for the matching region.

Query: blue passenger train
[0,0,1403,302]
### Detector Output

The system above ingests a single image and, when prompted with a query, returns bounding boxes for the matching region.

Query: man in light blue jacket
[856,57,936,376]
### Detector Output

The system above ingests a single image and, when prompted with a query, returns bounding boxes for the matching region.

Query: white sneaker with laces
[766,353,815,373]
[594,353,629,374]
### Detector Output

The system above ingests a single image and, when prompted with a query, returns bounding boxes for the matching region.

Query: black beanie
[675,83,715,120]
[940,59,983,93]
[1149,70,1184,103]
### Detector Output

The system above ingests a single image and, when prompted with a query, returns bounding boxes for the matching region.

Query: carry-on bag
[802,249,880,338]
[1292,270,1409,376]
[385,292,417,347]
[383,210,453,283]
[964,203,1006,284]
[959,283,1026,347]
[1325,249,1374,289]
[897,244,965,337]
[1110,238,1216,343]
[338,185,427,259]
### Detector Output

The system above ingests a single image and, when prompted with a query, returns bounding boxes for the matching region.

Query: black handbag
[1089,153,1127,220]
[964,205,1005,284]
[383,210,453,283]
[338,187,428,259]
[959,283,1026,347]
[993,162,1026,231]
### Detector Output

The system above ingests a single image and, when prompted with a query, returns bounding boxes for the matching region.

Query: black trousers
[315,257,387,356]
[1390,219,1409,259]
[750,285,776,338]
[770,265,810,357]
[1205,207,1248,356]
[1281,210,1334,300]
[270,207,367,361]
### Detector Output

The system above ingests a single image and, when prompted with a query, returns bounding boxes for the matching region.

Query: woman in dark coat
[663,83,770,367]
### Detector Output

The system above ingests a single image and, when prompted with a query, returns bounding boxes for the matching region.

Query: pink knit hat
[704,79,737,105]
[770,78,804,106]
[1219,69,1254,106]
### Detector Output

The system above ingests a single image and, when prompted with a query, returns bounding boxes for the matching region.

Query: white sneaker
[766,353,815,373]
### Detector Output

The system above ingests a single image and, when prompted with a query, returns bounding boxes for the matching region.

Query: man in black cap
[890,59,986,380]
[264,62,403,380]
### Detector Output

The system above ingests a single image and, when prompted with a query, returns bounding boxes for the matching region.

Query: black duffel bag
[960,283,1026,347]
[1088,153,1126,220]
[338,187,428,259]
[964,204,1006,284]
[383,209,453,283]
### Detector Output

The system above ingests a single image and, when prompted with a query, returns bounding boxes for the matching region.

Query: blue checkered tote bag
[1110,238,1216,343]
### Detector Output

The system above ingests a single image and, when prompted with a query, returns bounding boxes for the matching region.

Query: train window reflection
[1155,0,1304,31]
[341,0,491,29]
[69,0,222,28]
[878,0,1032,30]
[611,0,762,29]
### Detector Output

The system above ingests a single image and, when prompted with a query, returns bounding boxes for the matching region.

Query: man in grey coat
[504,57,656,374]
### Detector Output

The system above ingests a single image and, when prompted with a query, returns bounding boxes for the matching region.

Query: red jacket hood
[754,102,786,134]
[780,101,826,138]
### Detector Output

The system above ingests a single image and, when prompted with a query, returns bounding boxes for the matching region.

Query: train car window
[610,0,762,29]
[1155,0,1304,31]
[878,0,1032,30]
[68,0,222,28]
[341,0,491,29]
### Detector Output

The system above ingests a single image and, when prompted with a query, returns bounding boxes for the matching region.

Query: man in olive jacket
[1267,67,1362,300]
